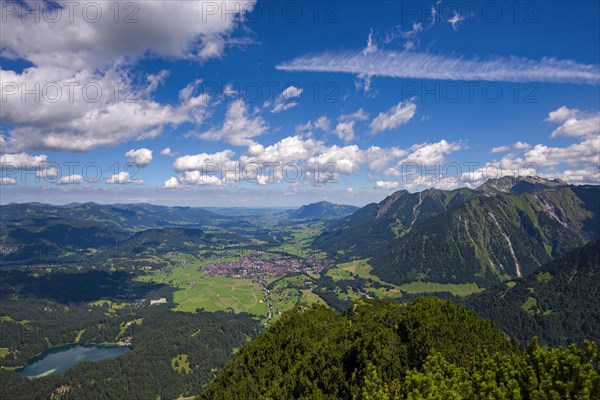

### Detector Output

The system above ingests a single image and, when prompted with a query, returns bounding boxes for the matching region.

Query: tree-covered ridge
[315,180,599,287]
[198,298,600,399]
[0,202,266,266]
[0,202,221,232]
[465,239,600,347]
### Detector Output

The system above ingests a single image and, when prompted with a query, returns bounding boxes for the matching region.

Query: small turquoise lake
[19,344,131,378]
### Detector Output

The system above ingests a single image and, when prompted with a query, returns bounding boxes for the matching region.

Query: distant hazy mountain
[282,201,359,220]
[315,177,600,287]
[465,240,600,346]
[0,203,224,265]
[0,202,220,231]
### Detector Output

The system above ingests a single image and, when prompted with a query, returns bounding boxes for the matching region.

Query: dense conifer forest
[199,298,600,400]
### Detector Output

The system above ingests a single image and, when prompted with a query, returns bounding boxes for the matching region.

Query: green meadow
[327,259,483,298]
[138,264,268,316]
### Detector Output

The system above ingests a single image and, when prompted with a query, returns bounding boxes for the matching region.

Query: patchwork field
[327,259,484,298]
[300,289,327,305]
[138,264,268,315]
[135,239,335,321]
[174,276,267,315]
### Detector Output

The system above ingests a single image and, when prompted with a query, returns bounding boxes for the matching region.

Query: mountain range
[2,177,598,289]
[0,200,360,265]
[0,203,224,265]
[315,177,599,287]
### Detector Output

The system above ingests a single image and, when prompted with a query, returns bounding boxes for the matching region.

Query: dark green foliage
[0,217,128,265]
[199,298,600,400]
[465,240,600,347]
[476,175,568,195]
[1,269,164,303]
[402,339,600,400]
[0,202,220,232]
[372,186,599,286]
[199,298,519,399]
[0,268,170,368]
[0,297,128,368]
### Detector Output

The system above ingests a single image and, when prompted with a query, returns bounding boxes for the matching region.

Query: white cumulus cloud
[56,174,84,185]
[543,167,600,185]
[198,100,267,146]
[309,145,364,175]
[401,140,462,165]
[547,107,600,138]
[163,177,180,189]
[125,148,153,167]
[525,137,600,167]
[0,152,48,169]
[106,171,142,184]
[1,1,253,152]
[0,177,17,185]
[334,121,357,143]
[547,106,580,123]
[513,141,531,150]
[180,171,225,186]
[1,68,211,152]
[173,150,235,173]
[1,1,256,68]
[491,146,511,153]
[375,180,399,190]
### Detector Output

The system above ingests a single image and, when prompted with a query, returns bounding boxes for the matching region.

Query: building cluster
[0,242,24,255]
[202,254,332,282]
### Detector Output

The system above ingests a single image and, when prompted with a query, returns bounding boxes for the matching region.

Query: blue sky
[1,0,599,206]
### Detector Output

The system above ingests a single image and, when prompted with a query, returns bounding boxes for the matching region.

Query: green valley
[1,181,599,399]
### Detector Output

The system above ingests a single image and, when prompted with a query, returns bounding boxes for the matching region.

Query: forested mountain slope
[315,178,599,287]
[465,239,600,347]
[199,298,599,399]
[315,187,478,258]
